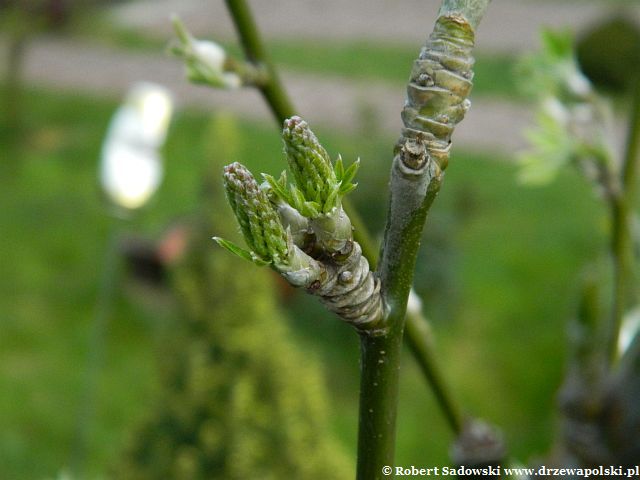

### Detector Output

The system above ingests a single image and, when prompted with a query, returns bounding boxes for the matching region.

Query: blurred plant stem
[224,0,294,123]
[405,308,464,434]
[608,78,640,364]
[622,78,640,200]
[70,225,122,478]
[223,0,483,474]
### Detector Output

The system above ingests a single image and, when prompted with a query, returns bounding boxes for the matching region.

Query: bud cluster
[265,116,359,255]
[215,117,383,331]
[282,116,338,214]
[221,162,288,265]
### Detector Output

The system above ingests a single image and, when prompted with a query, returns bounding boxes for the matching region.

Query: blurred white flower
[192,37,226,72]
[170,15,241,89]
[100,82,173,210]
[619,306,640,356]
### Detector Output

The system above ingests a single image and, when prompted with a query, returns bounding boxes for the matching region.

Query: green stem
[622,77,640,199]
[608,196,633,362]
[438,0,491,29]
[71,225,121,477]
[224,0,295,124]
[363,1,489,474]
[356,332,403,480]
[378,161,442,334]
[347,170,465,437]
[608,80,640,363]
[358,156,440,476]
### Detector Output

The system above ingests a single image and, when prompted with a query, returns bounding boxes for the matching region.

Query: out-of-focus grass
[0,86,303,479]
[0,90,156,479]
[0,85,606,477]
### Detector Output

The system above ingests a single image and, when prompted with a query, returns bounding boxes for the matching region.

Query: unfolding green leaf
[323,185,339,214]
[301,201,320,218]
[334,154,345,181]
[291,187,307,212]
[263,172,292,204]
[339,182,357,195]
[341,158,360,187]
[212,237,270,266]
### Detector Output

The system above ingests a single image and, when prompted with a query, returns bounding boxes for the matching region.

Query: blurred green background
[1,1,637,479]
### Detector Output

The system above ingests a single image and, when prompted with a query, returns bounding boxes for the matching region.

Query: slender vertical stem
[622,77,640,199]
[608,80,640,363]
[224,0,295,124]
[356,332,403,480]
[363,1,489,474]
[357,155,441,476]
[70,226,121,477]
[608,195,633,361]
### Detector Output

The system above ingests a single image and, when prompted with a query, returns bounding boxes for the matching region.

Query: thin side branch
[608,79,640,362]
[405,306,464,434]
[608,195,634,362]
[224,0,295,123]
[622,78,640,197]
